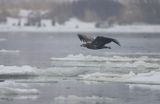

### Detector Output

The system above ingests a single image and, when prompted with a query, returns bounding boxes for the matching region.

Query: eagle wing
[111,38,121,46]
[91,36,121,48]
[77,34,94,43]
[91,36,111,48]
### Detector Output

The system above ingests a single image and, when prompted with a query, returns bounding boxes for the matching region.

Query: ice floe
[0,53,160,85]
[53,95,118,104]
[0,65,37,79]
[79,71,160,85]
[129,84,160,91]
[0,49,20,54]
[51,54,160,62]
[51,54,160,73]
[0,81,39,100]
[0,87,39,96]
[39,67,88,77]
[0,87,39,100]
[50,53,160,85]
[0,65,87,79]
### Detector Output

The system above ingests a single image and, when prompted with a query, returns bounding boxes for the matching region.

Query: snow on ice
[53,95,118,104]
[0,53,160,85]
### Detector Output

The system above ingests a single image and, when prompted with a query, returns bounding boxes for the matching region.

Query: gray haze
[0,0,160,25]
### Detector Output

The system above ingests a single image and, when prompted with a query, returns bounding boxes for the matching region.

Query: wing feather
[91,36,121,48]
[77,34,94,43]
[91,36,111,47]
[111,38,121,46]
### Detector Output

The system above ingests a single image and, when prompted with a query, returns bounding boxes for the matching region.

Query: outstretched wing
[91,36,112,48]
[91,36,121,48]
[111,38,121,46]
[77,34,94,43]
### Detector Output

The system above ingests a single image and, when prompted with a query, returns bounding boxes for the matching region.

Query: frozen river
[0,32,160,104]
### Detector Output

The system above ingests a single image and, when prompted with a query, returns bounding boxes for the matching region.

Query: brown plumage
[78,34,120,49]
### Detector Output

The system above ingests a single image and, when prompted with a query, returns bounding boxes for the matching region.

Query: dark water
[0,32,160,104]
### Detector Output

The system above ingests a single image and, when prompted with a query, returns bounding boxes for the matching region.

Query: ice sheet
[53,95,118,104]
[0,53,160,85]
[79,71,160,85]
[0,49,20,54]
[51,54,160,62]
[0,81,39,100]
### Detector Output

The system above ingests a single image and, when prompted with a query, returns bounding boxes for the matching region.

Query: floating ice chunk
[51,54,108,62]
[51,54,160,62]
[128,71,160,84]
[0,65,87,78]
[0,65,37,77]
[79,72,124,82]
[128,71,136,77]
[105,60,160,69]
[52,55,160,74]
[79,71,160,85]
[0,87,39,100]
[39,67,88,77]
[53,95,117,104]
[51,54,160,75]
[0,49,20,54]
[0,87,39,95]
[129,84,160,91]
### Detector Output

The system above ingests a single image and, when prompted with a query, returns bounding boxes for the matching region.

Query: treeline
[0,0,160,25]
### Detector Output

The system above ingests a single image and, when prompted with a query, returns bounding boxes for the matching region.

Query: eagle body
[78,34,120,49]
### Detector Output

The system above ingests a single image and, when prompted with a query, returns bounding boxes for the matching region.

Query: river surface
[0,32,160,104]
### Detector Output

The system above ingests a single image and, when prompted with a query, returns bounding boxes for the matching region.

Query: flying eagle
[78,34,120,49]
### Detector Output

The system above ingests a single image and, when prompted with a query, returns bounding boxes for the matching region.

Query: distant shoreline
[0,25,160,33]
